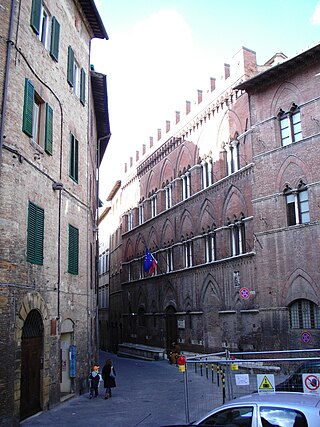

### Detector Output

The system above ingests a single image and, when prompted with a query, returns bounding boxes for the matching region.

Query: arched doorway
[165,305,177,352]
[20,309,43,421]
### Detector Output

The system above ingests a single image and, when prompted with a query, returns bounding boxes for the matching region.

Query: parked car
[275,361,320,392]
[161,392,320,426]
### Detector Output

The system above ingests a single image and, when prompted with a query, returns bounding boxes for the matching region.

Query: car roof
[227,392,320,408]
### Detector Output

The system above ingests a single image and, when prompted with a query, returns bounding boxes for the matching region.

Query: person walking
[88,365,101,399]
[102,358,116,399]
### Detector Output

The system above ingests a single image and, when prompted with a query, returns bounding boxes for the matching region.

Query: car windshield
[259,407,307,427]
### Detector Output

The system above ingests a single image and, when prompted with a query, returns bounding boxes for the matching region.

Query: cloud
[311,2,320,24]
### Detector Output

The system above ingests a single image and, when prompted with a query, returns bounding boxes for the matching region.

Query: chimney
[210,77,216,92]
[142,144,146,155]
[186,100,191,115]
[136,150,139,162]
[124,163,127,173]
[157,128,161,141]
[130,157,133,167]
[224,63,230,79]
[149,136,153,148]
[175,111,180,124]
[197,89,203,104]
[166,120,170,133]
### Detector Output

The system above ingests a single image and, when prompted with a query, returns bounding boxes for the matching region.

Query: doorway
[20,310,43,421]
[165,305,178,352]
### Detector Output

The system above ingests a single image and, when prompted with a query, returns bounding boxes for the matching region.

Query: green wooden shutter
[27,201,44,265]
[74,137,79,182]
[30,0,41,34]
[50,17,60,61]
[22,79,34,137]
[69,134,79,182]
[69,133,74,179]
[45,103,53,155]
[80,68,86,105]
[68,225,79,274]
[67,46,74,86]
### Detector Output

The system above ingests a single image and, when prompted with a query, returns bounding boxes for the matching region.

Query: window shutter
[68,224,79,275]
[67,46,74,86]
[69,134,79,182]
[50,17,60,61]
[22,79,34,137]
[80,68,86,105]
[30,0,41,34]
[74,137,79,182]
[27,201,44,265]
[45,103,53,155]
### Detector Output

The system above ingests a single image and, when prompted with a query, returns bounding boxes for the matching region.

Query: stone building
[0,1,109,425]
[107,44,320,357]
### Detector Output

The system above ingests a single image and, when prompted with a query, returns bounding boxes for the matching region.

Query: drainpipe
[0,0,15,167]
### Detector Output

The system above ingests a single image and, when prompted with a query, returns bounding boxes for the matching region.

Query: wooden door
[20,310,43,421]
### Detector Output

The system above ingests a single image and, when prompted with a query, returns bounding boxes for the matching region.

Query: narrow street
[21,350,208,427]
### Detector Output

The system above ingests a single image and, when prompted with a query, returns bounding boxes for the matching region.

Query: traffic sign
[257,374,275,393]
[301,331,312,344]
[239,287,250,300]
[303,374,320,394]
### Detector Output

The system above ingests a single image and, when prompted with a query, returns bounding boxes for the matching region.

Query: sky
[91,0,320,202]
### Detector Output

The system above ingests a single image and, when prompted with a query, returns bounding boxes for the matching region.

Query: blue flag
[144,249,157,274]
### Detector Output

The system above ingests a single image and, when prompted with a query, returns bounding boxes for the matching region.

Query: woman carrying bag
[102,358,116,399]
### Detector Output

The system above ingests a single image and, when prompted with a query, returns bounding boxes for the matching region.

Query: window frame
[30,0,60,60]
[67,46,86,104]
[284,184,310,226]
[22,79,53,154]
[279,104,302,146]
[289,299,320,329]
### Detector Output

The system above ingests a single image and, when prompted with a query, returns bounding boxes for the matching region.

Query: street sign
[301,331,312,344]
[239,287,250,300]
[303,374,320,394]
[257,374,275,393]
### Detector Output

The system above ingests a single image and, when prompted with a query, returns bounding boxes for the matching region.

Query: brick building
[0,1,109,424]
[106,44,320,357]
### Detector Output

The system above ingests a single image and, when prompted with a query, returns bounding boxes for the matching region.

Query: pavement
[20,350,216,427]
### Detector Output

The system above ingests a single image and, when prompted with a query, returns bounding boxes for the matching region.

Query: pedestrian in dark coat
[102,358,116,399]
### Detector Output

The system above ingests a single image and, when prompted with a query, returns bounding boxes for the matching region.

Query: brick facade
[0,1,108,425]
[107,45,320,356]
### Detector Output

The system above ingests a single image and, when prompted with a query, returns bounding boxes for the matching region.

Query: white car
[162,392,320,426]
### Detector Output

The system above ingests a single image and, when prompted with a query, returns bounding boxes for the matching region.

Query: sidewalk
[20,350,193,427]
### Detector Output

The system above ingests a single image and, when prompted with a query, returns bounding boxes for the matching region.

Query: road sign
[303,374,320,394]
[257,374,275,393]
[239,287,250,300]
[301,331,312,344]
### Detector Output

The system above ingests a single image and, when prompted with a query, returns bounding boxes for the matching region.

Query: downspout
[0,0,15,167]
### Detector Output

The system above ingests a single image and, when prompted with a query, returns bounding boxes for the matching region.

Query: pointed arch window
[284,181,310,226]
[225,140,240,175]
[205,230,216,262]
[229,219,246,256]
[165,184,172,209]
[183,238,193,267]
[278,104,302,146]
[166,247,174,272]
[201,157,213,189]
[181,172,191,200]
